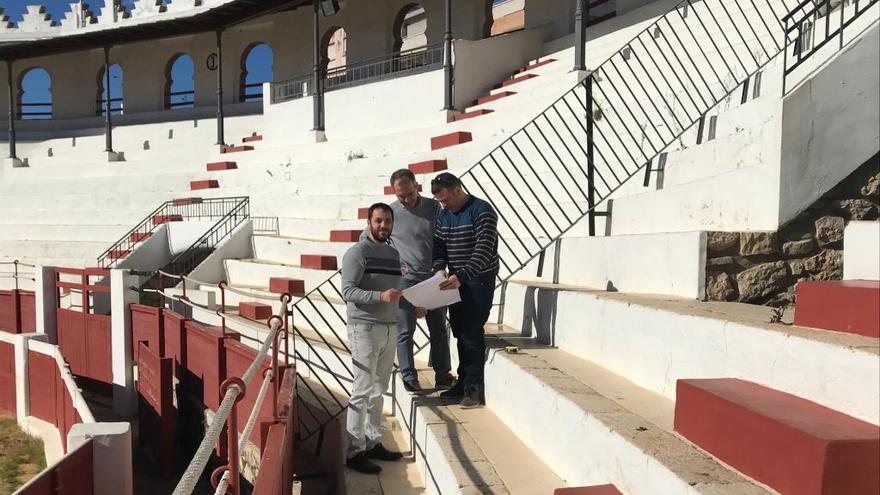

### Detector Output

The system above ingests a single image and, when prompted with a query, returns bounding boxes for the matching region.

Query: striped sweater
[432,196,499,283]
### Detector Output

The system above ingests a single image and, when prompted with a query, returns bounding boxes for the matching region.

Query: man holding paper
[388,169,455,393]
[430,172,500,409]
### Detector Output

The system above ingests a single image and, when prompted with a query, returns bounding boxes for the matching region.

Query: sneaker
[403,379,422,393]
[346,452,382,474]
[439,381,465,401]
[460,385,484,409]
[366,443,404,461]
[434,373,457,390]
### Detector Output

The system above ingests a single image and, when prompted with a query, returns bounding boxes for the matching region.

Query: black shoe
[403,379,422,393]
[434,373,457,390]
[439,381,465,401]
[366,443,404,461]
[460,385,484,409]
[347,452,382,474]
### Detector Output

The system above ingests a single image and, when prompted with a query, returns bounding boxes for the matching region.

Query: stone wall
[706,154,879,307]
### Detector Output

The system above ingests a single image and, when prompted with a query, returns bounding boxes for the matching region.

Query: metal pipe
[443,0,453,110]
[104,47,114,153]
[6,60,16,160]
[312,0,324,131]
[586,75,596,237]
[574,0,586,71]
[216,29,226,146]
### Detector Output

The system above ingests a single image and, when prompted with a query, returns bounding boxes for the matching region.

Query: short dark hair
[430,172,462,195]
[390,169,416,186]
[368,202,394,220]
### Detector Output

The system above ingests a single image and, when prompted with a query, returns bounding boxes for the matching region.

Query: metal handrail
[271,43,445,103]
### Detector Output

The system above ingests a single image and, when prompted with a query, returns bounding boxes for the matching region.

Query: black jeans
[448,280,495,387]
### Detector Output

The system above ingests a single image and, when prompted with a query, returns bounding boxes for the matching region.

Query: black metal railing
[168,90,195,109]
[242,82,265,103]
[96,97,124,117]
[281,0,817,439]
[271,43,445,104]
[19,101,52,120]
[782,0,878,93]
[97,196,251,269]
[165,198,250,275]
[252,216,280,235]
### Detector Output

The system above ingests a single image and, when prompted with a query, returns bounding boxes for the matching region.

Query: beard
[371,227,391,243]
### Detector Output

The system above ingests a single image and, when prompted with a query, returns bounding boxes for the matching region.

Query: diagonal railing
[164,197,250,276]
[98,196,250,269]
[277,0,871,443]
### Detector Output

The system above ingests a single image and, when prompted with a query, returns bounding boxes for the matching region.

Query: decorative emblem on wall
[206,53,218,71]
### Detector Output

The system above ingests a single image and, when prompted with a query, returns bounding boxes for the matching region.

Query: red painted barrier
[163,309,187,371]
[0,341,15,414]
[131,304,164,362]
[55,268,112,384]
[17,439,93,495]
[27,350,81,451]
[0,289,35,334]
[224,339,273,449]
[137,342,175,477]
[184,321,230,410]
[252,368,296,495]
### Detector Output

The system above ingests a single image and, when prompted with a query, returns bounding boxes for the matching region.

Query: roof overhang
[0,0,310,61]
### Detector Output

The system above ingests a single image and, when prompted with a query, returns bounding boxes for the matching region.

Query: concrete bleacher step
[482,332,771,494]
[675,378,880,495]
[517,58,557,73]
[393,371,565,495]
[190,180,219,191]
[223,258,336,290]
[501,280,880,425]
[793,280,880,338]
[252,235,352,266]
[453,109,495,122]
[221,145,254,154]
[242,135,263,143]
[499,73,539,88]
[555,485,623,495]
[206,161,238,171]
[475,91,517,106]
[408,159,448,174]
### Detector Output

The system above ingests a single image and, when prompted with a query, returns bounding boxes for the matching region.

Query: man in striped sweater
[431,172,500,409]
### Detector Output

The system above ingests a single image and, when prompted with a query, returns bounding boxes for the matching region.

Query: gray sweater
[391,196,441,283]
[341,236,402,325]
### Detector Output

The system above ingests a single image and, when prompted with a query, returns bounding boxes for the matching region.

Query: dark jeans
[448,280,495,387]
[397,294,450,383]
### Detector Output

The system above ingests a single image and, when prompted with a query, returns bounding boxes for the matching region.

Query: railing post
[6,59,17,161]
[585,74,596,237]
[216,29,226,147]
[574,0,586,71]
[312,0,325,133]
[218,281,227,337]
[443,0,454,111]
[103,46,114,154]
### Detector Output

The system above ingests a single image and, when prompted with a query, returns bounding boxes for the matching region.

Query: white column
[34,266,57,343]
[68,422,134,495]
[9,333,48,425]
[110,269,138,416]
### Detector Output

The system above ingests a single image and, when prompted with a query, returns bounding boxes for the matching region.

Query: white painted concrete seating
[844,221,880,280]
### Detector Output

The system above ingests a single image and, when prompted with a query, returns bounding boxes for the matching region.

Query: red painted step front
[794,280,880,338]
[269,278,305,296]
[517,58,556,73]
[301,255,338,271]
[408,159,448,174]
[384,184,423,195]
[500,73,539,88]
[207,161,238,171]
[330,230,362,243]
[152,214,183,225]
[242,135,263,143]
[130,232,152,243]
[239,302,273,321]
[358,207,370,220]
[221,145,254,154]
[431,132,472,151]
[454,109,494,122]
[675,378,880,495]
[190,180,219,191]
[474,91,516,106]
[173,197,203,206]
[555,485,622,495]
[110,250,131,260]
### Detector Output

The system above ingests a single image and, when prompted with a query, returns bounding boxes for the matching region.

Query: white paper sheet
[402,272,462,310]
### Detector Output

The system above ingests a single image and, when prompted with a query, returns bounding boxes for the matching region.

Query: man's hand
[380,289,403,303]
[439,274,461,291]
[414,307,428,318]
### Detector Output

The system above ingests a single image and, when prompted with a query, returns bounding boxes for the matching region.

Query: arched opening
[18,68,52,120]
[96,63,124,117]
[394,4,428,53]
[322,26,347,76]
[240,42,274,103]
[485,0,525,38]
[165,53,195,110]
